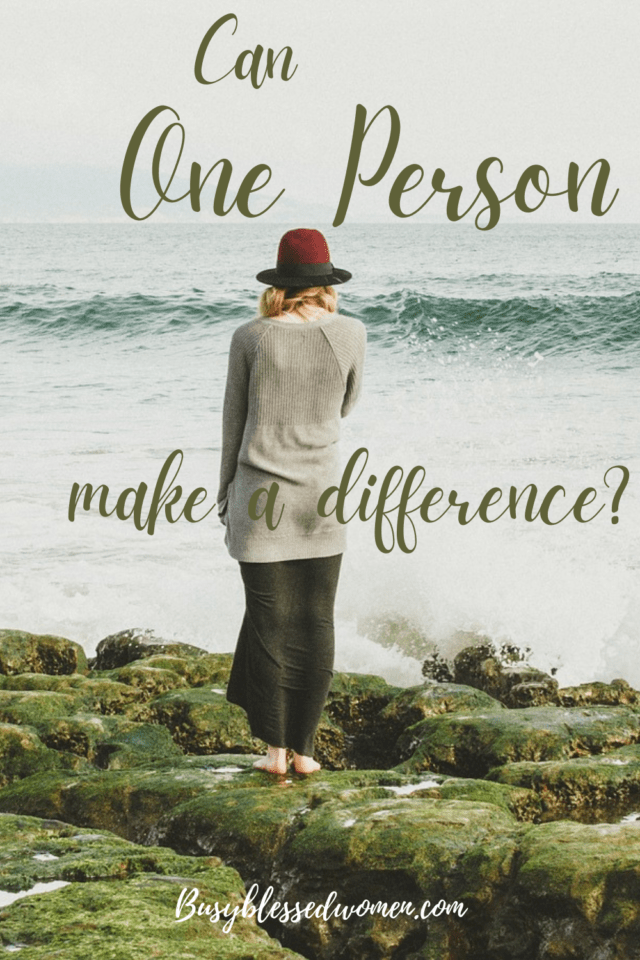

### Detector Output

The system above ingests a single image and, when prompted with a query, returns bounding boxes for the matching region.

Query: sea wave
[1,284,639,357]
[352,289,640,356]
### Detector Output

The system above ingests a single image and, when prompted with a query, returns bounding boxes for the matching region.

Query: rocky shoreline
[1,627,640,959]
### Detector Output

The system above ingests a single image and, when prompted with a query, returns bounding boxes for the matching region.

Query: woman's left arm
[217,327,250,521]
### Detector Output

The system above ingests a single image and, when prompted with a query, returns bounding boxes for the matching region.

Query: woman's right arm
[217,327,250,522]
[341,321,367,418]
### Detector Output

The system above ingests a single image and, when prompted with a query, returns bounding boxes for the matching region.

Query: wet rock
[0,690,84,725]
[73,677,147,717]
[453,643,559,707]
[0,724,69,787]
[146,774,640,960]
[392,775,542,822]
[33,714,182,769]
[93,627,211,670]
[0,629,88,677]
[313,714,349,770]
[396,705,640,778]
[0,673,145,717]
[93,662,188,699]
[503,819,640,959]
[325,672,401,768]
[135,651,234,686]
[0,673,88,693]
[381,681,504,750]
[94,651,234,693]
[143,687,263,755]
[142,686,347,768]
[2,763,637,959]
[0,769,203,840]
[0,763,532,846]
[487,743,640,823]
[153,783,520,960]
[0,812,305,959]
[558,678,640,707]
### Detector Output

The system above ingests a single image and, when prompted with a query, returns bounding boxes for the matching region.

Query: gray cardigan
[217,313,366,562]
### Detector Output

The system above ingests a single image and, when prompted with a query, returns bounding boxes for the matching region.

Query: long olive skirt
[226,554,342,757]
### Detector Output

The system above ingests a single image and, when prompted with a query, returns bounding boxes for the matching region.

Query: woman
[217,228,366,774]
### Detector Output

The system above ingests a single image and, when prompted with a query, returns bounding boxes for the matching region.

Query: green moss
[397,706,640,777]
[92,663,187,699]
[93,629,212,670]
[0,630,88,677]
[558,679,640,708]
[0,723,68,787]
[0,814,305,959]
[382,682,504,729]
[33,714,181,768]
[0,690,84,725]
[328,671,401,700]
[0,673,89,692]
[487,744,640,822]
[516,820,640,932]
[0,876,305,958]
[146,688,262,755]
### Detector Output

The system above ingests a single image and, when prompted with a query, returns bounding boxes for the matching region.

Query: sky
[1,0,639,222]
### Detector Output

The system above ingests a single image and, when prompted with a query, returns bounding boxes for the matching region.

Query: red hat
[256,228,352,288]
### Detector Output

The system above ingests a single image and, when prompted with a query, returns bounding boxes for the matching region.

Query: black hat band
[276,261,334,277]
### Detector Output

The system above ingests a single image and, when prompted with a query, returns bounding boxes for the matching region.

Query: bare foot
[292,752,321,774]
[253,745,287,775]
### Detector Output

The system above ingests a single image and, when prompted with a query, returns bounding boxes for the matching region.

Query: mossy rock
[558,679,640,707]
[0,877,304,959]
[0,690,85,725]
[33,714,182,769]
[381,774,541,822]
[322,672,400,769]
[93,627,210,670]
[0,681,144,726]
[75,678,147,717]
[0,723,73,787]
[396,706,640,778]
[0,813,305,959]
[90,662,188,699]
[144,687,263,755]
[0,630,88,677]
[156,788,518,960]
[0,673,90,692]
[509,819,640,952]
[154,786,317,877]
[452,643,559,707]
[328,671,401,702]
[0,768,210,842]
[0,759,273,842]
[0,811,228,890]
[487,743,640,822]
[152,772,520,886]
[312,713,349,770]
[382,682,504,730]
[141,652,234,687]
[285,795,518,895]
[93,652,235,695]
[0,673,145,717]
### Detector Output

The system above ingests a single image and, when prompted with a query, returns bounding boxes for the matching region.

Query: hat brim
[256,267,352,288]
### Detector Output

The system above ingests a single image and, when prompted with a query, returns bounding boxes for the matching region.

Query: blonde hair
[259,286,338,319]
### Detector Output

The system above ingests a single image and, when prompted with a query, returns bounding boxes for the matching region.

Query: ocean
[1,222,638,688]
